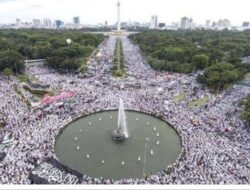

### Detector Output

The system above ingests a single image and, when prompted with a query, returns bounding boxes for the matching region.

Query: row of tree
[129,30,250,91]
[0,29,105,74]
[112,38,126,77]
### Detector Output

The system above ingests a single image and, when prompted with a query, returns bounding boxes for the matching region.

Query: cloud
[0,0,20,3]
[31,4,42,9]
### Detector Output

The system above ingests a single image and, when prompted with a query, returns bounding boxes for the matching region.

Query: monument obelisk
[117,1,121,31]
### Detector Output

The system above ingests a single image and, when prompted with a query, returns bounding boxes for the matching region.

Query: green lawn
[189,96,209,107]
[174,93,186,102]
[16,75,38,83]
[246,73,250,78]
[13,84,31,108]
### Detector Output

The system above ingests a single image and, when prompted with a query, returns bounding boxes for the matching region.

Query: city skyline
[0,0,249,26]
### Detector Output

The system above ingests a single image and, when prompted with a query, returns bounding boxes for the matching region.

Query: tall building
[242,22,249,27]
[205,20,211,28]
[121,22,128,28]
[150,15,158,29]
[212,21,217,27]
[32,19,41,28]
[55,20,63,29]
[159,23,166,28]
[16,19,21,27]
[73,16,80,25]
[117,1,121,31]
[216,19,231,29]
[132,21,141,29]
[180,17,191,29]
[43,18,52,28]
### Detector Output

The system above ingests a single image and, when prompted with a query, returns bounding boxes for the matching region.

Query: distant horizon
[0,0,249,26]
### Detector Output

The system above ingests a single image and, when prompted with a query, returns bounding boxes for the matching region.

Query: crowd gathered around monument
[0,35,249,184]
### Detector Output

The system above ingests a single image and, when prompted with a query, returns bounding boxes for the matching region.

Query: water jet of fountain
[150,149,154,155]
[138,156,141,161]
[112,98,129,141]
[118,98,129,138]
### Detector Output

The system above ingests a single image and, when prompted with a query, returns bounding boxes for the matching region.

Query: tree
[0,50,25,74]
[18,44,33,58]
[0,30,105,74]
[192,54,209,70]
[3,68,13,79]
[129,30,250,87]
[197,63,239,92]
[32,45,52,59]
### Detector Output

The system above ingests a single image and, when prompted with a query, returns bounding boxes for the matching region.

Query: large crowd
[0,35,249,184]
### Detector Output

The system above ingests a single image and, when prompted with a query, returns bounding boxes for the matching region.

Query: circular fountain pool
[54,111,182,180]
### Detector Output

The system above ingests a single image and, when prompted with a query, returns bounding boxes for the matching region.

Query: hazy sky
[0,0,249,25]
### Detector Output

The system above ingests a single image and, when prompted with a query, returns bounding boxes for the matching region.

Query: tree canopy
[0,29,105,74]
[0,50,24,74]
[197,63,240,92]
[129,30,250,90]
[192,54,209,70]
[129,30,250,71]
[3,67,13,79]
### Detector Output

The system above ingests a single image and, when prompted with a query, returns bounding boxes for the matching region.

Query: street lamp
[66,38,72,45]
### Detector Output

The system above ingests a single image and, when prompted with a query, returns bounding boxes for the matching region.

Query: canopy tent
[41,91,75,105]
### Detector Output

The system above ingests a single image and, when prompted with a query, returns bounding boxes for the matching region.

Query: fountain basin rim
[53,109,184,181]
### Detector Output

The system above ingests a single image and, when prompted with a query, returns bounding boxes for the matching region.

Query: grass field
[189,96,209,107]
[16,75,38,83]
[174,93,186,102]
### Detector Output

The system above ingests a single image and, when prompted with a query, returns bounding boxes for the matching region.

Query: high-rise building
[121,22,128,28]
[132,21,141,29]
[242,22,249,27]
[16,19,21,27]
[180,17,194,29]
[159,23,166,28]
[205,20,211,28]
[33,19,41,28]
[180,17,190,29]
[212,21,217,27]
[43,18,52,28]
[55,20,63,29]
[216,19,231,29]
[73,16,80,25]
[150,15,158,29]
